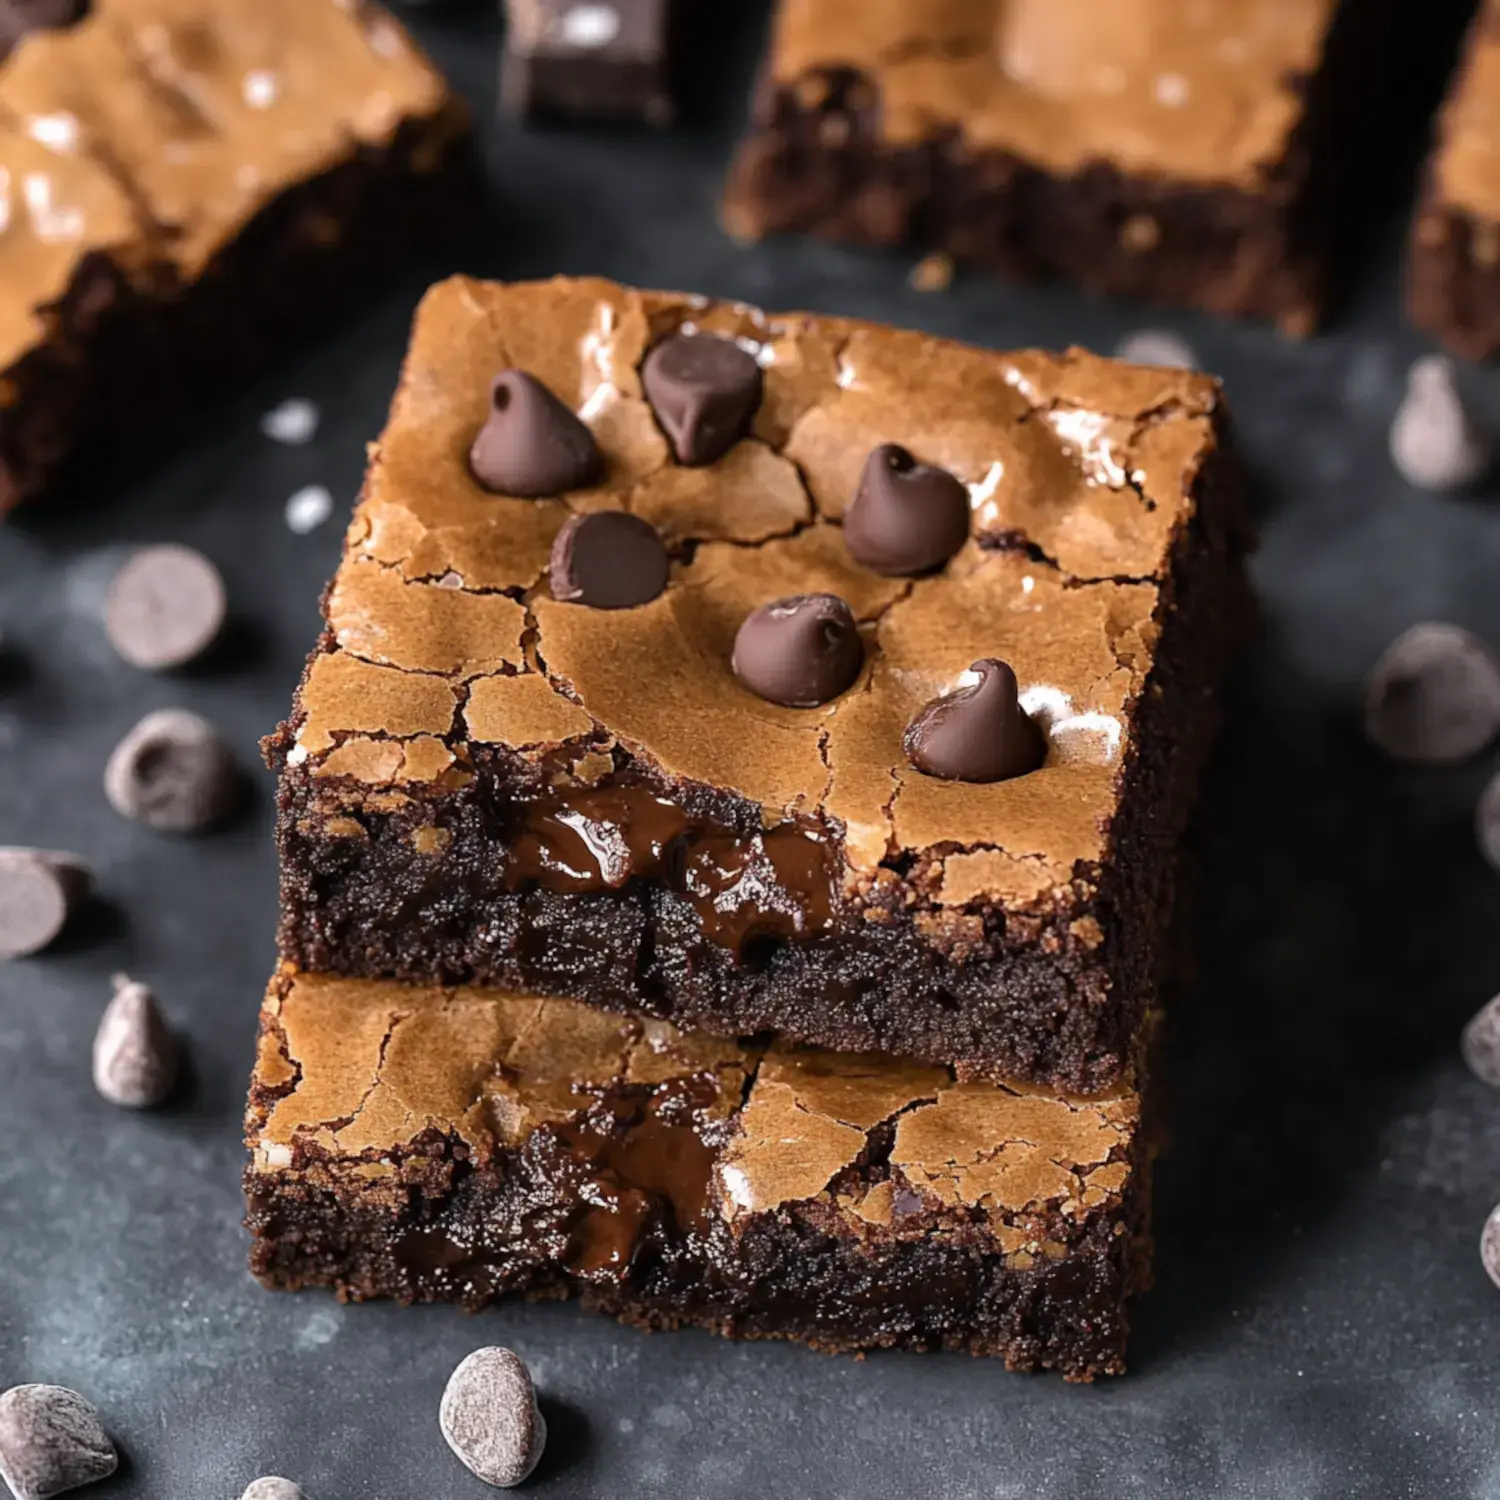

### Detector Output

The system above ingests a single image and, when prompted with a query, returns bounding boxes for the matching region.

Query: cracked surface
[0,0,452,372]
[251,968,1138,1226]
[279,274,1220,905]
[758,0,1344,188]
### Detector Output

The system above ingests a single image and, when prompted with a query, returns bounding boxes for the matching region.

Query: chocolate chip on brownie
[0,849,90,958]
[92,974,178,1110]
[549,511,669,609]
[1363,623,1500,765]
[732,593,863,707]
[1389,355,1490,490]
[642,331,763,466]
[0,1384,117,1500]
[904,658,1045,783]
[844,444,970,576]
[104,708,243,833]
[440,1348,546,1490]
[470,371,602,497]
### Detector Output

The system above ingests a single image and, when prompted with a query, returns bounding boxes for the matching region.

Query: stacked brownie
[245,274,1251,1379]
[0,0,474,513]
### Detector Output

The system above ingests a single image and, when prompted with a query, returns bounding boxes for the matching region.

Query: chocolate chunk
[731,594,863,708]
[904,659,1046,783]
[501,0,674,127]
[470,371,602,498]
[0,849,89,958]
[104,544,226,671]
[1478,771,1500,872]
[440,1348,546,1490]
[1114,328,1197,370]
[1483,1204,1500,1290]
[92,974,178,1110]
[104,708,243,833]
[844,444,970,576]
[549,511,668,609]
[1362,623,1500,765]
[0,1385,117,1500]
[641,331,762,466]
[240,1480,308,1500]
[1462,992,1500,1088]
[1389,355,1490,490]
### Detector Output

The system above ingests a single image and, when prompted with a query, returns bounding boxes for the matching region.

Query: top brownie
[725,0,1385,332]
[270,275,1246,1092]
[0,0,467,509]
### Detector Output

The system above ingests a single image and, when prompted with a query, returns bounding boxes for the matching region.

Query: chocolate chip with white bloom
[1389,354,1489,489]
[1362,623,1500,764]
[0,1385,117,1500]
[1478,771,1500,872]
[104,708,243,832]
[1483,1204,1500,1289]
[93,974,178,1109]
[240,1479,309,1500]
[1114,328,1197,370]
[441,1348,546,1489]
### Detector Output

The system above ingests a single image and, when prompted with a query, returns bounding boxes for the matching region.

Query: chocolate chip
[1478,771,1500,872]
[1362,623,1500,765]
[1114,329,1197,370]
[0,1385,117,1500]
[440,1348,546,1490]
[549,511,668,609]
[470,371,602,498]
[641,331,763,466]
[0,849,89,958]
[104,544,226,671]
[844,444,970,576]
[1482,1204,1500,1289]
[731,594,864,708]
[104,708,243,833]
[1389,355,1490,490]
[1462,993,1500,1087]
[92,974,178,1110]
[904,659,1046,783]
[240,1479,308,1500]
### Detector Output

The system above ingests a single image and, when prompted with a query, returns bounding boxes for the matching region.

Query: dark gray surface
[3,5,1500,1497]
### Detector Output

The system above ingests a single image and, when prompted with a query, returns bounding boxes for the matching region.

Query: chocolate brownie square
[266,274,1249,1094]
[724,0,1396,333]
[245,967,1153,1380]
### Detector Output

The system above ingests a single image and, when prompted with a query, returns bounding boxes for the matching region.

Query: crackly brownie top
[248,968,1139,1247]
[1428,0,1500,220]
[761,0,1341,187]
[284,274,1221,906]
[0,0,450,368]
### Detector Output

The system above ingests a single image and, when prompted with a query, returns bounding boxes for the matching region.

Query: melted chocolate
[504,786,835,957]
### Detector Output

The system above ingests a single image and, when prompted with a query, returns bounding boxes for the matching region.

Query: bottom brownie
[244,967,1152,1380]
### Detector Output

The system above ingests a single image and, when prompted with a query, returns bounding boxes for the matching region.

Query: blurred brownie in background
[0,0,476,515]
[724,0,1396,334]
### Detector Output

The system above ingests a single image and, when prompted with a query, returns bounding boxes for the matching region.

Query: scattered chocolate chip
[0,849,90,958]
[641,331,763,466]
[1114,328,1197,370]
[844,444,970,576]
[904,659,1046,783]
[104,708,243,833]
[1389,355,1490,490]
[240,1479,308,1500]
[470,371,602,498]
[1462,993,1500,1087]
[92,974,178,1110]
[1482,1204,1500,1289]
[908,252,954,293]
[440,1348,546,1490]
[1362,623,1500,765]
[549,511,668,609]
[104,544,226,671]
[1478,771,1500,872]
[0,1385,117,1500]
[731,594,864,708]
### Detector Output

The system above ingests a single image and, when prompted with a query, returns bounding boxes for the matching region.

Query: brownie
[244,966,1153,1380]
[0,0,475,515]
[266,275,1249,1094]
[1409,0,1500,360]
[723,0,1396,334]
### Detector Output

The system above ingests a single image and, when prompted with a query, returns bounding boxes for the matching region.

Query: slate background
[3,3,1500,1496]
